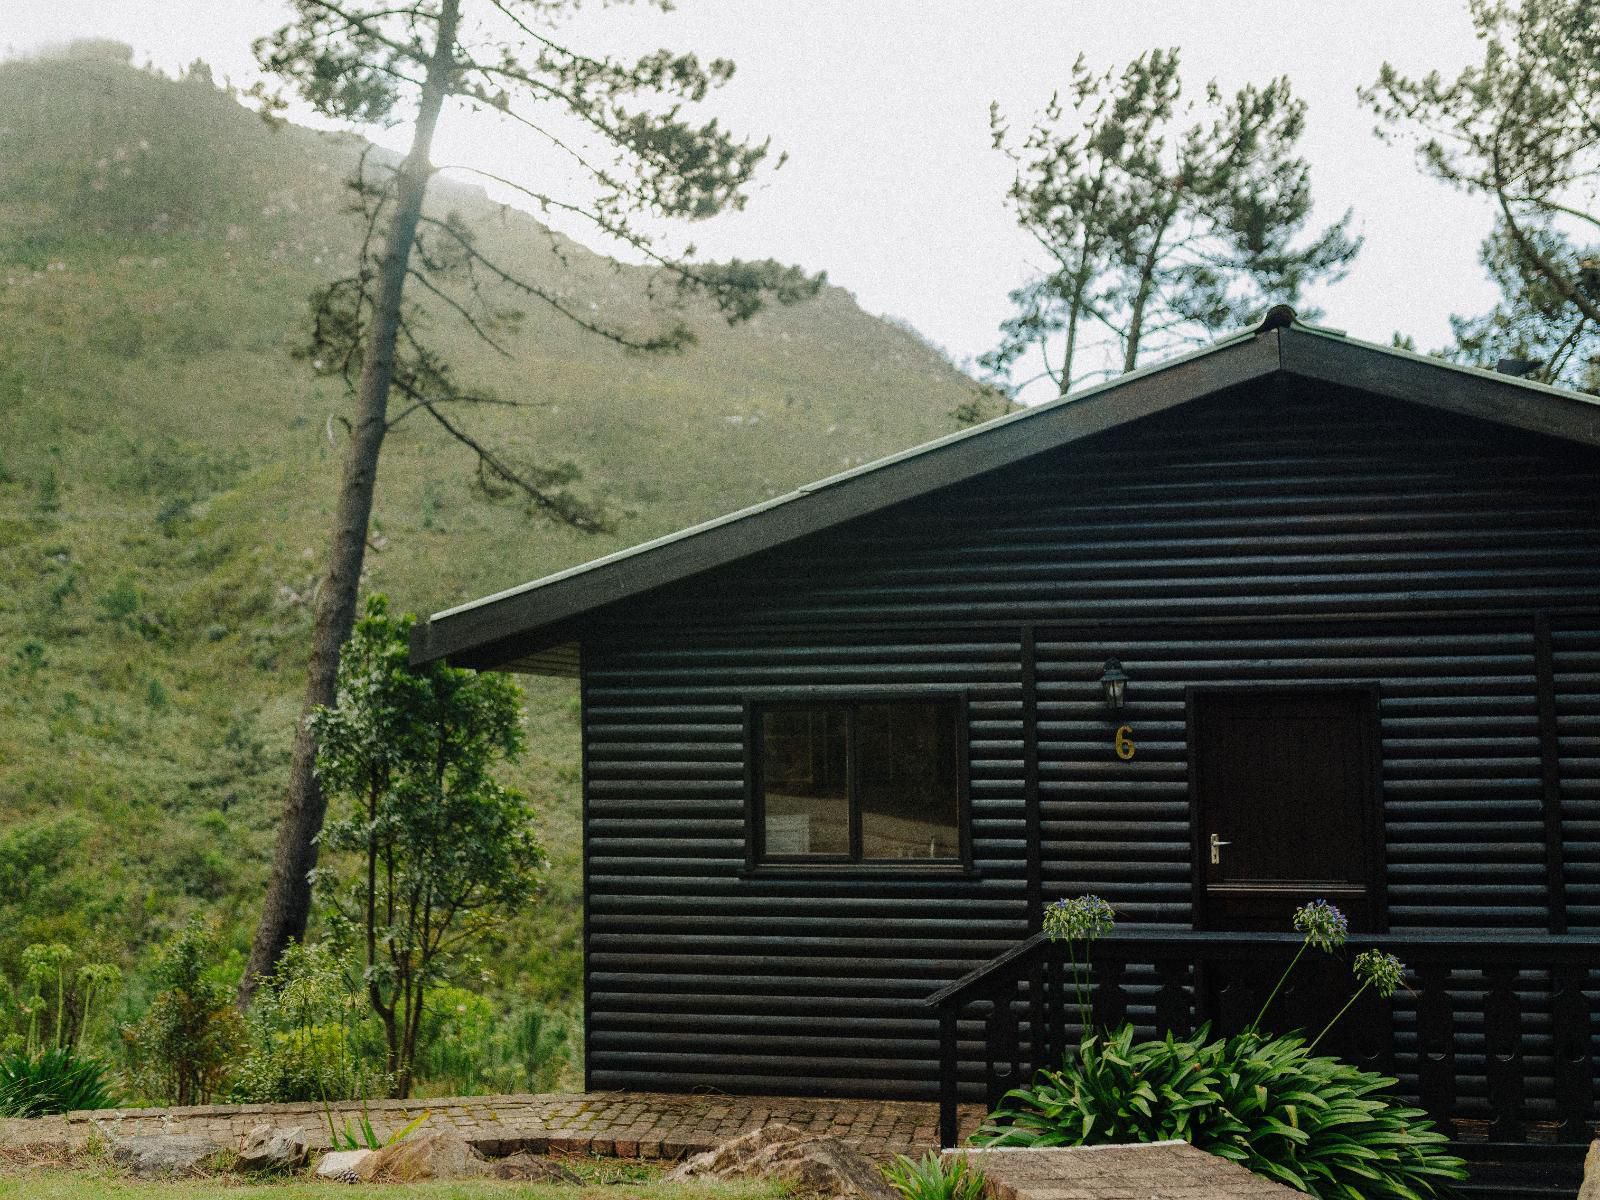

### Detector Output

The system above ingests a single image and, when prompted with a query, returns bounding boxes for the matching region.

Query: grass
[0,39,996,1092]
[0,1171,783,1200]
[0,1146,784,1200]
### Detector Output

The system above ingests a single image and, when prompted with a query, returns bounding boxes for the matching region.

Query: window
[750,699,966,866]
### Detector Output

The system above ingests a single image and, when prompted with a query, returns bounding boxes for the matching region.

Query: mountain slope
[0,43,989,1037]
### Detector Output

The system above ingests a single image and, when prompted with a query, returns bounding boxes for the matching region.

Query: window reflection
[756,700,960,863]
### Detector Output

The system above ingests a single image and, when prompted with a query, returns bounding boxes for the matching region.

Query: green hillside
[0,42,988,1078]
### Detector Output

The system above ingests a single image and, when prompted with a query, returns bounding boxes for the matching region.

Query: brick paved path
[1,1091,985,1161]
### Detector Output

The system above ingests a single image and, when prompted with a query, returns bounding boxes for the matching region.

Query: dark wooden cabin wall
[1035,624,1548,931]
[579,380,1600,1098]
[1554,622,1600,931]
[582,632,1028,1095]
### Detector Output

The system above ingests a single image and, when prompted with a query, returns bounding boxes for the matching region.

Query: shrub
[881,1151,986,1200]
[413,989,573,1096]
[0,1046,115,1116]
[231,942,386,1103]
[0,942,121,1115]
[313,597,544,1097]
[976,1022,1466,1199]
[122,923,243,1106]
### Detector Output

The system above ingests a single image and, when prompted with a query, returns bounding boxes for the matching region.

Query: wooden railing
[926,929,1599,1154]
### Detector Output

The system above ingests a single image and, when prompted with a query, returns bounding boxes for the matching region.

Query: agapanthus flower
[1043,894,1116,943]
[1291,899,1349,952]
[1353,949,1406,998]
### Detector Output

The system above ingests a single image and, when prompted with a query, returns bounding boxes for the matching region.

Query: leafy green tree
[984,50,1359,397]
[123,923,244,1106]
[1363,0,1600,392]
[311,597,542,1097]
[243,0,820,996]
[231,941,381,1103]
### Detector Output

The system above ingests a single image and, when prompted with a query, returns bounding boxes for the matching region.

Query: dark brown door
[1189,688,1384,1042]
[1191,688,1382,932]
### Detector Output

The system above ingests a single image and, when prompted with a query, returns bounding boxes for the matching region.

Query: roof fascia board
[411,328,1283,667]
[1280,326,1600,447]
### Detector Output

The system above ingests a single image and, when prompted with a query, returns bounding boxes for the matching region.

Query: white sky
[2,1,1499,396]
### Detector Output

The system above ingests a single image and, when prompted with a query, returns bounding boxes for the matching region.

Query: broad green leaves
[975,1024,1466,1200]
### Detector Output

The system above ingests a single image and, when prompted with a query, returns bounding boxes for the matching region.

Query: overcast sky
[2,1,1499,396]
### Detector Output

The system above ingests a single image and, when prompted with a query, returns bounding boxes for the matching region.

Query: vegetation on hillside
[0,41,985,1095]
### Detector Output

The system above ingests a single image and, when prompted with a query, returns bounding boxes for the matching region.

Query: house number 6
[1114,725,1135,760]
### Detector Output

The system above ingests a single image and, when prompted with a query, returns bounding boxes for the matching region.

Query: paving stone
[954,1143,1302,1200]
[3,1089,984,1162]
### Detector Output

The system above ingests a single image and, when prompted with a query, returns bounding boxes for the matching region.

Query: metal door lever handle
[1209,833,1232,865]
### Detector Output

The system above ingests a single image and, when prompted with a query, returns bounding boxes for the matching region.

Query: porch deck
[929,927,1599,1195]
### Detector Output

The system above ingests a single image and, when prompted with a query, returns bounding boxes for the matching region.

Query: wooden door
[1189,688,1384,1040]
[1191,688,1382,931]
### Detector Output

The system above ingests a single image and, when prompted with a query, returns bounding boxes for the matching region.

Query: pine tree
[985,50,1359,398]
[1364,0,1600,393]
[242,0,819,999]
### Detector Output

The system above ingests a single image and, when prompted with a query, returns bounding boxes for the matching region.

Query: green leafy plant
[0,1046,116,1116]
[414,989,574,1096]
[231,941,386,1104]
[881,1151,987,1200]
[312,597,545,1097]
[977,1023,1465,1198]
[0,1046,113,1116]
[979,898,1465,1198]
[326,1105,429,1152]
[0,944,121,1115]
[121,923,243,1106]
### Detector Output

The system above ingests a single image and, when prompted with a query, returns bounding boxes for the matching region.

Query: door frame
[1185,683,1389,933]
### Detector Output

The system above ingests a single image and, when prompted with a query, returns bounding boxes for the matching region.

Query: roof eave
[412,320,1600,674]
[1279,326,1600,446]
[410,325,1283,668]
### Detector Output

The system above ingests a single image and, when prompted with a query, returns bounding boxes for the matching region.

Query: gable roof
[410,309,1600,674]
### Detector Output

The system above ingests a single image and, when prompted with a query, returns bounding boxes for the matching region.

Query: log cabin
[412,309,1600,1194]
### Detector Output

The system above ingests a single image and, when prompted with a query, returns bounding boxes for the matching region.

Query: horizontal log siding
[1554,621,1600,931]
[579,381,1600,1098]
[583,634,1027,1096]
[1035,627,1547,931]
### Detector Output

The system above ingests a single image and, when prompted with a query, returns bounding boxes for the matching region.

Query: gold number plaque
[1114,725,1135,760]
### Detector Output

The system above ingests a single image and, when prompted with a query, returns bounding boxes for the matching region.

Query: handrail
[926,927,1600,1010]
[929,926,1600,1150]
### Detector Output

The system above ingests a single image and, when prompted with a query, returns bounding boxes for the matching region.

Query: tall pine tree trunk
[241,0,463,1004]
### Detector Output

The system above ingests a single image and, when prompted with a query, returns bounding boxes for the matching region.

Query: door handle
[1209,833,1232,865]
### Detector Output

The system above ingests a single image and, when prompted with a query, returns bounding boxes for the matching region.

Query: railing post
[1090,953,1128,1032]
[938,1004,958,1148]
[1153,957,1190,1035]
[1044,955,1065,1066]
[986,994,1021,1109]
[1483,965,1525,1143]
[1415,962,1455,1123]
[1550,963,1596,1144]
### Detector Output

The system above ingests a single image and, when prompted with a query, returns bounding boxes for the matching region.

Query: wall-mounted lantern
[1099,658,1129,711]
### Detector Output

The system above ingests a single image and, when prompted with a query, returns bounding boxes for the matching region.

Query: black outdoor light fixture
[1099,658,1129,711]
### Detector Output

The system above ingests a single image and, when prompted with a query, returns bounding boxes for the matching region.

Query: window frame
[742,692,974,875]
